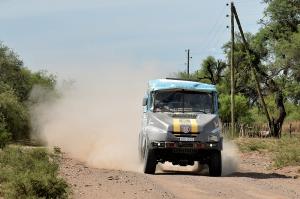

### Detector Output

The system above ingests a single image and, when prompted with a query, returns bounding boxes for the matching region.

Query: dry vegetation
[235,133,300,168]
[0,147,69,199]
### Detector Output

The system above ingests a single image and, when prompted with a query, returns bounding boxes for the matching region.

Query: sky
[0,0,265,78]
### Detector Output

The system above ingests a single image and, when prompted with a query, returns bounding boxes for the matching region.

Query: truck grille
[172,148,198,153]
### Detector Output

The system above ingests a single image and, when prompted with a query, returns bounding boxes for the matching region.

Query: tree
[219,94,252,123]
[0,82,29,140]
[195,56,226,85]
[262,0,300,34]
[0,43,56,141]
[218,0,300,137]
[0,43,56,102]
[222,33,262,105]
[175,1,300,138]
[249,0,300,137]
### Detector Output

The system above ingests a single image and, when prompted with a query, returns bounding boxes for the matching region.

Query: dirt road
[60,152,300,199]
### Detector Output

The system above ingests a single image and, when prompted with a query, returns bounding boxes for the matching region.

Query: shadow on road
[155,171,292,179]
[226,172,292,179]
[155,170,207,176]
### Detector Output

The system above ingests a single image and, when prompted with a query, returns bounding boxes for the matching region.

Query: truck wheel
[208,150,222,177]
[143,145,157,174]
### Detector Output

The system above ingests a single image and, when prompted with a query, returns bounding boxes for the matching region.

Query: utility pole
[185,49,192,78]
[230,2,235,136]
[231,3,272,133]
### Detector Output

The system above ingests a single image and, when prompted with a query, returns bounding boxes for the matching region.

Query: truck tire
[208,150,222,177]
[143,145,157,174]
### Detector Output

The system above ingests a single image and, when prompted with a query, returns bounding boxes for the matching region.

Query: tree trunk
[268,81,286,138]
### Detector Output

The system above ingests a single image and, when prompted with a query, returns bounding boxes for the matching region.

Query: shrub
[236,138,269,152]
[0,83,29,140]
[0,43,57,142]
[0,113,11,149]
[236,135,300,168]
[0,123,11,149]
[273,135,300,168]
[284,102,300,121]
[219,94,253,123]
[0,147,69,198]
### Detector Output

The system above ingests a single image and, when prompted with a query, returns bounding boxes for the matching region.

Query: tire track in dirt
[59,153,300,199]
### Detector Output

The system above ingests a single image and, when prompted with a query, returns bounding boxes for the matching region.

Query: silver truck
[138,78,222,176]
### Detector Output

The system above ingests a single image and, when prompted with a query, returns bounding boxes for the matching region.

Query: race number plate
[179,137,194,142]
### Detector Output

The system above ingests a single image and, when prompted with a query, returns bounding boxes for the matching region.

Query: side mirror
[142,97,148,106]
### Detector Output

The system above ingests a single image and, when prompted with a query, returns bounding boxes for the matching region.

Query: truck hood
[147,112,219,133]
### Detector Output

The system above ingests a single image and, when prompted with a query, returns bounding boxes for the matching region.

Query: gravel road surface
[60,152,300,199]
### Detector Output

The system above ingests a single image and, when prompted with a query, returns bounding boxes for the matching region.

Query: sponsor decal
[182,125,191,134]
[173,119,198,133]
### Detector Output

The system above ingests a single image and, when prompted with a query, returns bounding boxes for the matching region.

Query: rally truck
[138,78,222,176]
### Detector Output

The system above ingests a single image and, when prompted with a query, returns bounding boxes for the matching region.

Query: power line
[199,4,228,57]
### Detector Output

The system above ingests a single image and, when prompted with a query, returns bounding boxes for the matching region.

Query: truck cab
[138,79,222,176]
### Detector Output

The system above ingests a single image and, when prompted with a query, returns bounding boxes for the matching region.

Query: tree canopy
[0,43,56,146]
[178,0,300,137]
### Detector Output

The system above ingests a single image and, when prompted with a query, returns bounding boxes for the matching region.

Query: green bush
[0,44,55,101]
[0,118,11,149]
[284,102,300,121]
[0,108,11,149]
[0,43,57,141]
[248,107,268,124]
[219,94,253,123]
[236,138,269,152]
[0,147,69,199]
[0,83,29,140]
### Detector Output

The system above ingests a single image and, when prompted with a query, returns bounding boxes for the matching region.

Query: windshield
[153,90,213,113]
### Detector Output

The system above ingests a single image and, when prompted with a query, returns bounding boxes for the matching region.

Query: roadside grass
[0,146,69,199]
[235,134,300,168]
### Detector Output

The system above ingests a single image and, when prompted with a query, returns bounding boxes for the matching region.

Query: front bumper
[151,134,223,150]
[151,141,222,150]
[150,141,222,164]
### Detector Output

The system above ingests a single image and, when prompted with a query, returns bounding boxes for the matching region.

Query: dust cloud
[157,140,240,175]
[30,66,163,172]
[30,65,239,175]
[156,139,240,176]
[222,140,240,175]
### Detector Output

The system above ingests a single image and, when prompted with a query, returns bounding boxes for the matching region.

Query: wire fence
[221,121,300,138]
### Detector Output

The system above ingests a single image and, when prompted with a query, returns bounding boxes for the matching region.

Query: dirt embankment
[60,152,300,199]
